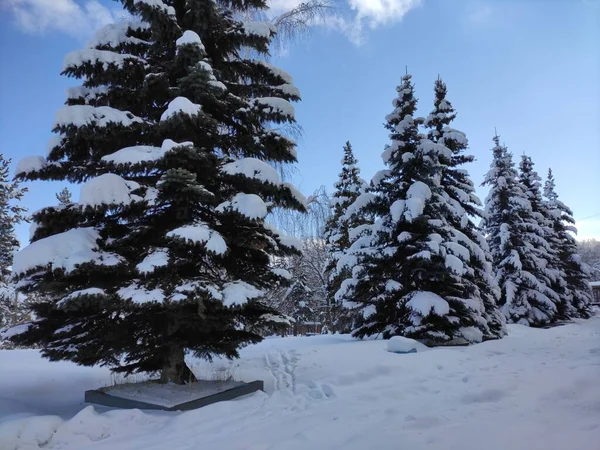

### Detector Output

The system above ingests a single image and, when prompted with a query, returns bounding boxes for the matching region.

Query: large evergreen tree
[336,74,499,345]
[10,0,305,383]
[482,137,559,326]
[424,79,505,339]
[543,169,593,318]
[323,141,368,332]
[517,155,564,314]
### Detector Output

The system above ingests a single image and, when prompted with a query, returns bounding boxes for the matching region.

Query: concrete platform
[85,379,264,411]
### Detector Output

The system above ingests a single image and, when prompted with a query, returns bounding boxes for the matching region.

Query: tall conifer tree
[543,169,592,318]
[337,75,498,345]
[10,0,305,383]
[424,79,505,339]
[482,137,559,326]
[324,142,368,332]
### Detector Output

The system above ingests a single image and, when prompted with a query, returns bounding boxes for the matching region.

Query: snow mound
[136,250,169,274]
[222,281,263,306]
[63,50,145,71]
[167,223,227,255]
[176,30,204,50]
[254,97,295,119]
[54,105,143,128]
[15,156,47,176]
[160,97,202,122]
[89,21,149,48]
[387,336,426,354]
[221,158,280,185]
[101,145,164,165]
[13,228,121,274]
[79,174,140,207]
[161,139,194,153]
[407,291,450,316]
[216,193,267,220]
[118,284,165,304]
[256,60,294,84]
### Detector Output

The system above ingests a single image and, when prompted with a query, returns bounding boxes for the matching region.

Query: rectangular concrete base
[85,380,264,411]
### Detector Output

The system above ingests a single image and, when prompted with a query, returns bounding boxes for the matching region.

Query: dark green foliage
[11,0,304,383]
[482,139,559,326]
[337,75,501,345]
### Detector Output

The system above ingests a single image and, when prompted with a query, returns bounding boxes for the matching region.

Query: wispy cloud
[465,2,493,25]
[268,0,423,45]
[3,0,422,46]
[2,0,119,38]
[328,0,423,45]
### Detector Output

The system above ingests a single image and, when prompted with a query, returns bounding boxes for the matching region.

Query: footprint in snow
[461,388,508,404]
[305,381,336,400]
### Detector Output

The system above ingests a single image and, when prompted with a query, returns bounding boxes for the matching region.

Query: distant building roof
[590,281,600,287]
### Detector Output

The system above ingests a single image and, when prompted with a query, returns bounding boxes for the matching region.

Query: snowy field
[1,317,600,450]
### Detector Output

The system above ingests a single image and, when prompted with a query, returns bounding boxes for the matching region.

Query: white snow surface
[101,145,164,165]
[176,30,204,49]
[136,250,169,274]
[255,60,294,84]
[387,336,427,353]
[160,97,202,122]
[63,50,145,71]
[221,158,280,185]
[216,193,267,220]
[14,156,47,176]
[12,228,121,275]
[1,318,600,449]
[79,174,140,207]
[254,97,295,119]
[167,223,227,255]
[118,284,165,304]
[407,291,450,316]
[54,105,143,128]
[89,21,149,48]
[221,281,263,306]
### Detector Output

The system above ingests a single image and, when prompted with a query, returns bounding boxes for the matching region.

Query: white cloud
[267,0,422,45]
[3,0,118,38]
[4,0,421,46]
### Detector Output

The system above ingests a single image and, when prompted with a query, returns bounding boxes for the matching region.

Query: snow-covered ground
[1,317,600,450]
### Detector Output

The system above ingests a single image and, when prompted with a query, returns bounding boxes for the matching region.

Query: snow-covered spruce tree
[336,74,497,345]
[482,137,559,326]
[424,78,505,339]
[543,168,593,318]
[323,141,369,332]
[518,155,565,313]
[10,0,305,384]
[0,153,27,280]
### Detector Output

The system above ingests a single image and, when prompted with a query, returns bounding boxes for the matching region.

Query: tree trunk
[160,345,197,384]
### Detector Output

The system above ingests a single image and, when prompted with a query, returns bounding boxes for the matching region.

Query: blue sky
[1,0,599,245]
